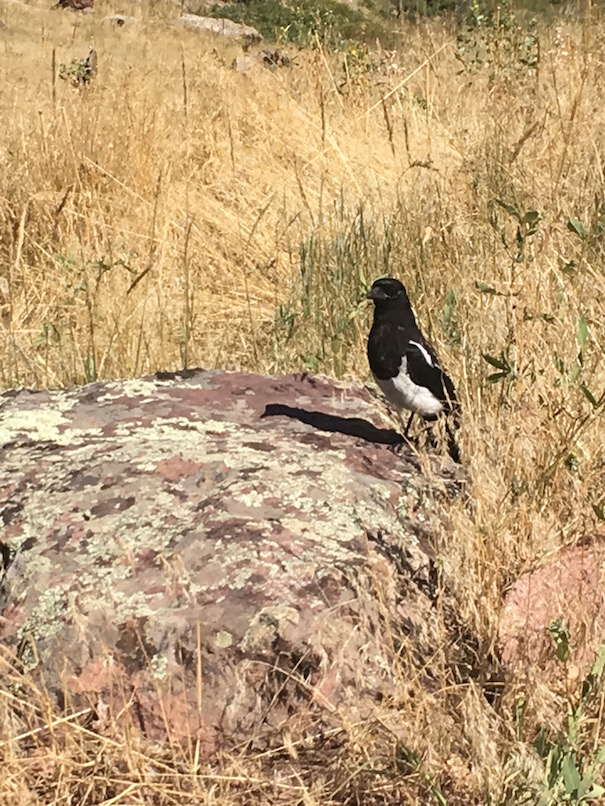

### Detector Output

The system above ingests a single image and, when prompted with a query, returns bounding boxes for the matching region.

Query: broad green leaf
[523,210,542,225]
[578,773,596,799]
[547,745,563,788]
[487,372,509,384]
[579,774,593,799]
[567,217,587,239]
[496,198,522,221]
[483,353,508,370]
[562,754,581,794]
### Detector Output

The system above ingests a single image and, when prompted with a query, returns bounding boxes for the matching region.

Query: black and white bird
[366,277,460,460]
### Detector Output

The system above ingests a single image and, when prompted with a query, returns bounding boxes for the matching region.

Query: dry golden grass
[2,0,605,802]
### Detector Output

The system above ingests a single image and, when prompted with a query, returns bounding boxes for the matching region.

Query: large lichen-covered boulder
[0,370,457,752]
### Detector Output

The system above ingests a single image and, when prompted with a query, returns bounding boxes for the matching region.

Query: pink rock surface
[0,370,460,752]
[500,541,605,682]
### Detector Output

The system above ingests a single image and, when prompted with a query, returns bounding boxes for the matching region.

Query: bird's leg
[420,416,461,463]
[424,424,438,450]
[403,412,415,438]
[388,438,406,456]
[445,419,461,464]
[388,412,414,456]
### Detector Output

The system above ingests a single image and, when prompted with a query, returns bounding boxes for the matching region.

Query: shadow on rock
[262,403,404,446]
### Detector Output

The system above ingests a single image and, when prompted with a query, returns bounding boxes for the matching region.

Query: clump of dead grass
[2,0,605,802]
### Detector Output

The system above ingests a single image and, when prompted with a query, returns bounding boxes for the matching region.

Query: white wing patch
[375,355,443,418]
[409,340,434,368]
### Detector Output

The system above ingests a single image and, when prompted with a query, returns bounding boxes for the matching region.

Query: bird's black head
[366,278,409,304]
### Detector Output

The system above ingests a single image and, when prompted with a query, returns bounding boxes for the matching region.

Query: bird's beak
[366,287,386,301]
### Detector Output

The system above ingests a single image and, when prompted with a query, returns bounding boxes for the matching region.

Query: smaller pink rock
[499,540,605,683]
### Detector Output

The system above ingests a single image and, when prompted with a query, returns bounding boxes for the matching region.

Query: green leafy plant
[273,201,390,376]
[455,0,539,80]
[490,200,543,263]
[479,200,543,394]
[396,742,449,805]
[533,642,605,805]
[207,0,385,49]
[553,312,604,410]
[391,0,463,21]
[549,618,571,663]
[482,349,517,385]
[58,47,97,87]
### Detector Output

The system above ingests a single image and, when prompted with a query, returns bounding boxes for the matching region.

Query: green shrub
[208,0,386,48]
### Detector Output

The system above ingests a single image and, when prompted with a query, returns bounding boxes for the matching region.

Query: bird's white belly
[375,358,443,418]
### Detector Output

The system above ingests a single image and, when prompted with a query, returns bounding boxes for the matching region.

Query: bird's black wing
[404,338,457,411]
